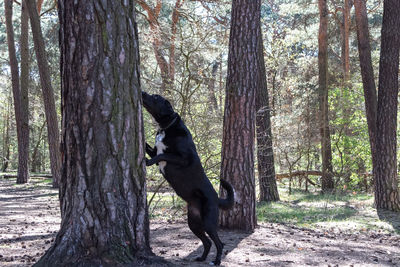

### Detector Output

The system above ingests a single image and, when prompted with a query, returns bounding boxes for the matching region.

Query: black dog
[142,91,234,266]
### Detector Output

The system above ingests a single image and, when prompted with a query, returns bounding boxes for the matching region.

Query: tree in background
[137,0,230,184]
[35,0,151,265]
[318,0,334,192]
[257,25,279,202]
[19,0,30,182]
[354,0,377,186]
[4,0,29,184]
[374,0,400,211]
[137,0,184,96]
[0,0,394,204]
[219,0,260,231]
[1,95,11,172]
[25,0,61,188]
[342,0,351,84]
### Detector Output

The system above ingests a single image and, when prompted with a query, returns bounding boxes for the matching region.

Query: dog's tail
[218,179,234,210]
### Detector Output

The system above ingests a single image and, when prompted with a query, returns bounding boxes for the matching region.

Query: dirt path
[0,177,399,266]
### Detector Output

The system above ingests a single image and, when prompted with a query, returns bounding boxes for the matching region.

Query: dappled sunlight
[257,185,400,235]
[1,174,400,266]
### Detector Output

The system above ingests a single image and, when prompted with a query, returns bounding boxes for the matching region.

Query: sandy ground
[0,177,399,267]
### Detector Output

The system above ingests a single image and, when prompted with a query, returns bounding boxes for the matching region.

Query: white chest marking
[155,131,167,174]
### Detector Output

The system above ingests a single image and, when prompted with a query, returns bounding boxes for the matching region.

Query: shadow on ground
[1,178,400,266]
[378,209,400,234]
[150,220,252,266]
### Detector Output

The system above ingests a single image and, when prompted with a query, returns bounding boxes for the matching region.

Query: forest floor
[0,176,400,267]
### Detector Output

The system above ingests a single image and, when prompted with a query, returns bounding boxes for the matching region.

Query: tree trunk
[36,0,44,13]
[4,0,29,184]
[219,0,259,231]
[25,0,61,188]
[256,25,279,202]
[354,0,378,182]
[341,0,353,180]
[35,1,152,266]
[342,0,351,83]
[168,0,183,86]
[207,61,219,112]
[137,0,183,97]
[318,0,334,192]
[30,120,46,172]
[19,0,30,182]
[374,0,400,211]
[1,99,11,172]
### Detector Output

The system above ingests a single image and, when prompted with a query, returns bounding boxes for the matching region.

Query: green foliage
[148,192,187,220]
[0,0,390,194]
[139,0,228,189]
[329,83,372,190]
[262,0,384,193]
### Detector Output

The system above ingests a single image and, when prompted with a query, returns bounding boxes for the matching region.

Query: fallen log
[2,173,52,179]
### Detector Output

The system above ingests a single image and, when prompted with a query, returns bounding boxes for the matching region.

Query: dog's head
[142,91,174,123]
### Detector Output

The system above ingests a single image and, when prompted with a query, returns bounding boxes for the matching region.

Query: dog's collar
[159,115,178,131]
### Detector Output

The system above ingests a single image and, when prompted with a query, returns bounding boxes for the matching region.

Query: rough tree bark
[35,1,152,266]
[374,0,400,211]
[219,0,260,231]
[25,0,61,188]
[318,0,334,192]
[4,0,29,184]
[19,0,31,183]
[256,25,279,202]
[354,0,378,181]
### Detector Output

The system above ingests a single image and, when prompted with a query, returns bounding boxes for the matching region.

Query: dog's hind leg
[188,203,211,262]
[206,230,223,266]
[203,206,224,266]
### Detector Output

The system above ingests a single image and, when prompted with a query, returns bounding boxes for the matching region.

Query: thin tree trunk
[374,0,400,211]
[30,120,46,172]
[35,1,152,265]
[218,53,223,113]
[1,100,11,172]
[25,0,61,188]
[4,0,29,184]
[318,0,334,192]
[354,0,378,183]
[36,0,44,13]
[207,61,219,112]
[256,25,279,202]
[169,0,183,86]
[341,0,353,169]
[19,0,30,183]
[219,0,260,231]
[342,0,351,83]
[137,0,183,97]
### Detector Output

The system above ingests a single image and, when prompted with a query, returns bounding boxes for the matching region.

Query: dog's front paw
[146,143,155,154]
[145,158,151,166]
[146,142,152,150]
